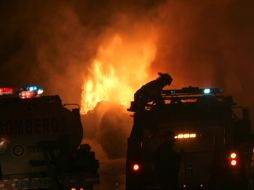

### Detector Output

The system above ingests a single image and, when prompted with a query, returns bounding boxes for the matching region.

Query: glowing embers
[229,152,238,167]
[174,133,197,139]
[0,87,13,95]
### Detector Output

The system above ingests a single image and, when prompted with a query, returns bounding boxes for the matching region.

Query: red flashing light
[132,163,140,172]
[0,87,13,95]
[20,91,34,99]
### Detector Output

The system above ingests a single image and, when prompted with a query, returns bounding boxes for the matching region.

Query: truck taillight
[230,160,237,166]
[229,152,238,167]
[230,152,237,159]
[132,163,140,172]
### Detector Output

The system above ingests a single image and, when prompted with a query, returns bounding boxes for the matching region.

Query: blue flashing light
[21,85,44,97]
[203,88,211,94]
[26,86,39,92]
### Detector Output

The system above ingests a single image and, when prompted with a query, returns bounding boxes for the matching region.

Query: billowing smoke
[82,102,132,159]
[0,0,254,189]
[1,0,253,105]
[82,103,131,190]
[153,0,254,108]
[0,0,165,102]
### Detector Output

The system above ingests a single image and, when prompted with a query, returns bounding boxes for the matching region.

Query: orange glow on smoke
[81,33,157,113]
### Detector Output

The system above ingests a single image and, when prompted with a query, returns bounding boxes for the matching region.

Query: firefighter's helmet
[158,72,172,85]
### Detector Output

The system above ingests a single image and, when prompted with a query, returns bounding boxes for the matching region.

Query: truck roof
[0,95,62,106]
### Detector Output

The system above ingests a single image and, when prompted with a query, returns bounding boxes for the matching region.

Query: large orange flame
[81,32,157,114]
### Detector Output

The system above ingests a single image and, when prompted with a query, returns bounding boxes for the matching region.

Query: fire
[81,32,157,114]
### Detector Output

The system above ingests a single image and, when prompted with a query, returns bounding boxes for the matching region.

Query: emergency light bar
[0,87,14,95]
[0,85,44,99]
[162,87,221,96]
[23,85,43,94]
[19,85,44,99]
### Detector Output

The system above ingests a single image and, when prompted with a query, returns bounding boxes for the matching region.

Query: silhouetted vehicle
[126,86,254,190]
[0,92,99,190]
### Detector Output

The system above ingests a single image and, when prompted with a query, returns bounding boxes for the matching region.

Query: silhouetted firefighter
[154,132,181,190]
[129,72,172,111]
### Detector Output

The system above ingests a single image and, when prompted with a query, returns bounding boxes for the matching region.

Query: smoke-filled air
[80,26,157,113]
[0,0,254,189]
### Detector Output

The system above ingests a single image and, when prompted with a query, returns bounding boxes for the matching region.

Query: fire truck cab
[126,87,254,190]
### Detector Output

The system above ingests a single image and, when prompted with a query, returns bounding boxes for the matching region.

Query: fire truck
[126,87,254,190]
[0,86,99,190]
